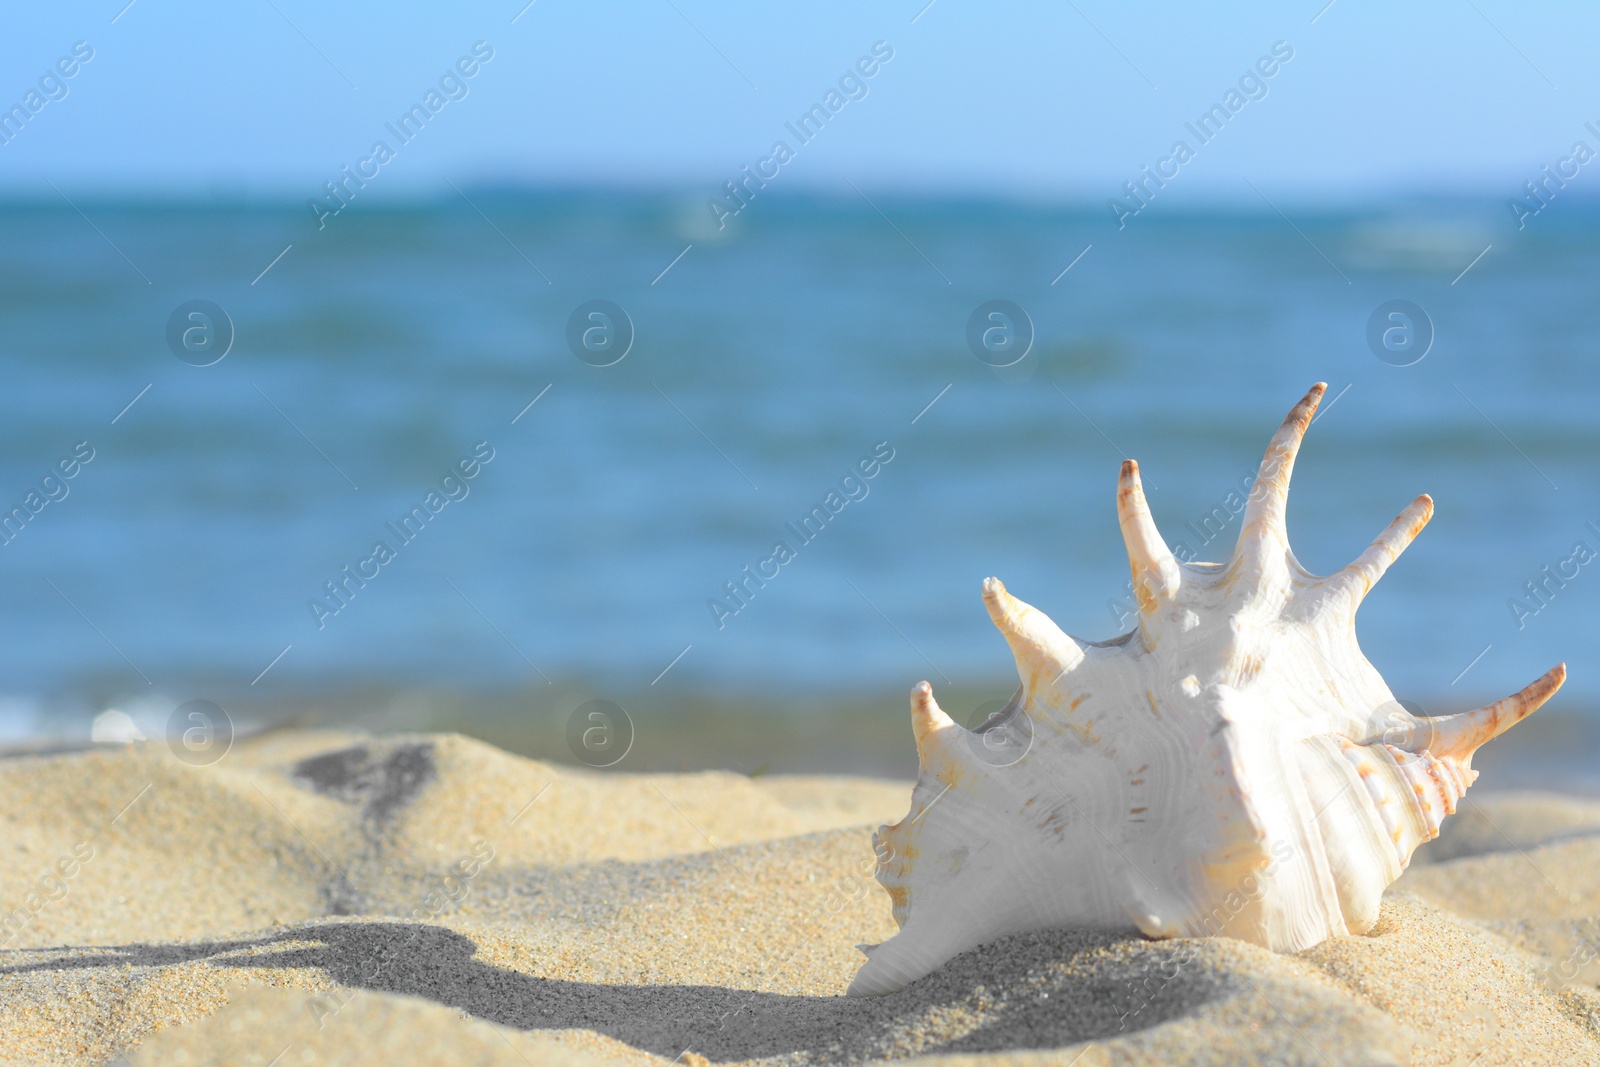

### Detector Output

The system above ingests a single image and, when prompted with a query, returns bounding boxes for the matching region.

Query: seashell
[849,383,1566,996]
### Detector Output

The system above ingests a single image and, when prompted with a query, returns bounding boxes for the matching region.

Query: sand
[2,731,1599,1066]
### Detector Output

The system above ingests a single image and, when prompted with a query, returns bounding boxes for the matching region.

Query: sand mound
[2,731,1599,1065]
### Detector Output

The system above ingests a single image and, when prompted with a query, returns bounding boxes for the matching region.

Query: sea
[0,189,1595,777]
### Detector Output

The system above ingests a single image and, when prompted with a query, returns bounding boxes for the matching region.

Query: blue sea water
[0,190,1595,740]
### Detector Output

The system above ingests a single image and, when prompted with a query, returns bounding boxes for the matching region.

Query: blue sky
[0,1,1596,203]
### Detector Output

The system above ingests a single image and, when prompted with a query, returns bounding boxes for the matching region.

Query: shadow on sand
[3,922,1227,1061]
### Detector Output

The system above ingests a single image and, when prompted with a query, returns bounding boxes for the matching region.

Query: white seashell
[849,383,1565,996]
[91,709,146,744]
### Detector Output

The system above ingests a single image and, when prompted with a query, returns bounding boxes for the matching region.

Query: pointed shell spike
[1234,382,1325,570]
[1321,494,1433,607]
[982,577,1085,686]
[1424,662,1566,762]
[1117,460,1180,610]
[910,680,956,748]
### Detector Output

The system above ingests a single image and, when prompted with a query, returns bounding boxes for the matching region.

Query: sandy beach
[2,730,1599,1066]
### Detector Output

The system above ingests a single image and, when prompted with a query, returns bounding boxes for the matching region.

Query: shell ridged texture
[850,383,1566,997]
